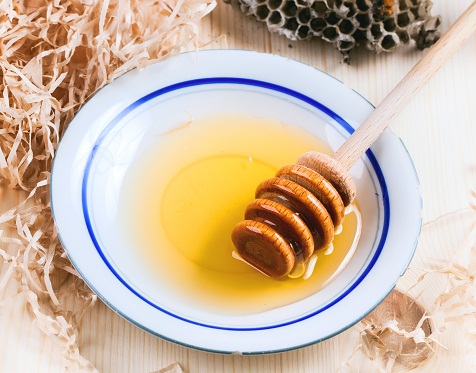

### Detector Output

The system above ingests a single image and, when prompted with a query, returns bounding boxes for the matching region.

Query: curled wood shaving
[0,0,214,369]
[360,290,433,371]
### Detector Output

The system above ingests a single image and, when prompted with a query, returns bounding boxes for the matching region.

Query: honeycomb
[224,0,441,61]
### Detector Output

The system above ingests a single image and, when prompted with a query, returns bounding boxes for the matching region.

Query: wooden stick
[334,1,476,171]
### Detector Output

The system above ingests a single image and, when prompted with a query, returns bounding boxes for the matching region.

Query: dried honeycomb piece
[224,0,441,62]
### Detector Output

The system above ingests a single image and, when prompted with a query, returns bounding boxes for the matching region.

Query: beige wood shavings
[0,0,215,370]
[341,193,476,372]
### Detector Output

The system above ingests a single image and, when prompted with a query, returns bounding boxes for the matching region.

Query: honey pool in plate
[118,113,359,315]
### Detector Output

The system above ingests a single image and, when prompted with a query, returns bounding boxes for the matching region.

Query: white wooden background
[1,0,475,371]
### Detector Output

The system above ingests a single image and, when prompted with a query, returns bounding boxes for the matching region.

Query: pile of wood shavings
[342,192,476,372]
[0,0,214,370]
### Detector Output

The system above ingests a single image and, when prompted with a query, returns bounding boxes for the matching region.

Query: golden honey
[119,114,358,315]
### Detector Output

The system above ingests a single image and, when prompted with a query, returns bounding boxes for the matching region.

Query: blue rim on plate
[51,50,421,354]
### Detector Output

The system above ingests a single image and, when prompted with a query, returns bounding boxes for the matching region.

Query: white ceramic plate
[51,50,421,354]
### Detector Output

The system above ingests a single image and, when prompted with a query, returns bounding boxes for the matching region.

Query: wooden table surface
[1,0,475,372]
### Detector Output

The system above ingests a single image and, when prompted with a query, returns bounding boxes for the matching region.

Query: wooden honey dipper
[232,2,476,278]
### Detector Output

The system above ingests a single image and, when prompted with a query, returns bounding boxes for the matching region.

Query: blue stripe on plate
[81,77,390,331]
